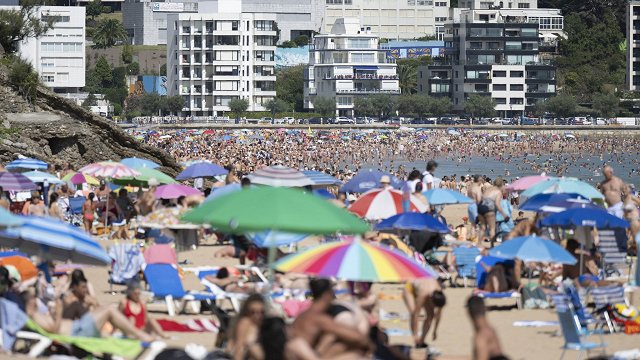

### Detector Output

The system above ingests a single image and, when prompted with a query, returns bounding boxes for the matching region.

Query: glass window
[495,98,507,104]
[510,71,524,77]
[510,84,524,91]
[493,84,507,91]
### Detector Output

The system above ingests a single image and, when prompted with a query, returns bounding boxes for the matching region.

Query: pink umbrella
[78,161,140,179]
[506,175,551,192]
[144,244,177,265]
[155,184,203,199]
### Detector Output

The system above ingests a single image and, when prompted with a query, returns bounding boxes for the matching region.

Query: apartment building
[324,0,450,40]
[166,2,277,116]
[627,0,640,91]
[458,0,536,9]
[417,9,556,117]
[0,6,86,92]
[304,18,400,116]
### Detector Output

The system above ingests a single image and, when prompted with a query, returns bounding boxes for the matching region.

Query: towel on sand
[157,319,219,333]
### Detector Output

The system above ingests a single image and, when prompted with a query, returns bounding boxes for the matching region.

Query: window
[41,75,55,82]
[215,50,239,61]
[518,3,530,8]
[495,98,507,104]
[41,14,70,23]
[435,1,447,6]
[40,42,82,52]
[510,84,524,91]
[351,53,375,62]
[337,96,352,105]
[510,98,524,104]
[254,20,274,31]
[430,83,449,93]
[215,81,239,91]
[255,50,274,61]
[348,39,370,48]
[510,71,524,77]
[493,84,507,91]
[215,96,237,106]
[435,17,447,22]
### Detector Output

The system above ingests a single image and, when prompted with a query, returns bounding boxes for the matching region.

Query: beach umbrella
[489,235,577,264]
[139,207,189,228]
[521,177,603,200]
[0,172,37,191]
[183,186,370,235]
[302,170,342,186]
[375,212,449,233]
[5,158,48,171]
[273,237,437,282]
[539,208,629,229]
[0,207,24,227]
[154,184,203,199]
[204,183,242,202]
[0,251,38,281]
[538,198,602,213]
[180,159,212,167]
[0,216,110,265]
[422,188,473,205]
[313,188,336,200]
[248,165,314,187]
[519,193,586,212]
[62,172,100,186]
[341,169,402,193]
[505,175,550,192]
[176,162,228,180]
[349,188,429,220]
[23,171,64,185]
[112,167,177,186]
[78,161,140,179]
[120,157,160,169]
[245,230,309,248]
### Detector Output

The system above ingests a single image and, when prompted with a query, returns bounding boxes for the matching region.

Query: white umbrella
[248,165,314,187]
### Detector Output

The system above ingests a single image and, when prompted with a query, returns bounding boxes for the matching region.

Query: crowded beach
[0,128,638,359]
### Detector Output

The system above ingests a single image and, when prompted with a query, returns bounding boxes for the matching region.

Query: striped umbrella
[62,171,100,186]
[349,188,428,220]
[302,170,342,186]
[246,230,309,247]
[78,161,140,179]
[176,162,228,180]
[23,171,64,184]
[5,158,48,171]
[505,175,550,192]
[0,172,37,191]
[273,237,437,282]
[0,216,110,265]
[155,184,203,199]
[248,165,314,187]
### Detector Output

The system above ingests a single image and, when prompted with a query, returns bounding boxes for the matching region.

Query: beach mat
[157,319,219,333]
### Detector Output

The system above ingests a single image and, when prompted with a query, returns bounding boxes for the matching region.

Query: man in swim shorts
[402,278,446,348]
[600,165,640,218]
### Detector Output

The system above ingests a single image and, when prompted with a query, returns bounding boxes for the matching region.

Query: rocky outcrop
[0,68,181,176]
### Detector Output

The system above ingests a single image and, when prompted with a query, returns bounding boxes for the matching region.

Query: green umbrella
[112,167,177,187]
[182,186,369,235]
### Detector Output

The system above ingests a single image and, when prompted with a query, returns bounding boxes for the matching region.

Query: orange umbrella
[0,255,37,281]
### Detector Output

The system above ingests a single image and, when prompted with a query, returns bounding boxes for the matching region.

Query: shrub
[8,56,40,103]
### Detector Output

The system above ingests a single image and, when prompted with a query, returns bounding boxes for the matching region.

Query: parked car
[335,116,355,125]
[307,117,324,124]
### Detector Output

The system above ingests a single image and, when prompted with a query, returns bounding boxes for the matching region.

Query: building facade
[122,0,199,46]
[627,0,640,91]
[417,9,556,117]
[323,0,450,41]
[0,6,86,92]
[166,5,277,116]
[304,18,400,116]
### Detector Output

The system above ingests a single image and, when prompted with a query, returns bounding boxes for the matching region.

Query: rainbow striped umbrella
[273,237,437,282]
[78,161,140,179]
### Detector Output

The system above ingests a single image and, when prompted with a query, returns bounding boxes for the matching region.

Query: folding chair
[452,246,480,287]
[474,256,522,309]
[143,263,218,316]
[590,285,627,333]
[552,295,607,360]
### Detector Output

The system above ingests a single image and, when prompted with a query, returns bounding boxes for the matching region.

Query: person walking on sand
[402,278,446,349]
[467,296,509,360]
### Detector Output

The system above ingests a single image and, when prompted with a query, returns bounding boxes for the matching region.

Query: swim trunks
[71,313,100,337]
[608,202,624,219]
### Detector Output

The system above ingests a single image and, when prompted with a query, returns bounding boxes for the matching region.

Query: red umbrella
[349,188,428,220]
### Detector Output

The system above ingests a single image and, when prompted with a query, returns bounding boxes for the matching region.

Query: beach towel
[156,319,219,333]
[0,298,28,351]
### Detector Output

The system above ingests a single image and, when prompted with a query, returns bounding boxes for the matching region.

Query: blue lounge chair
[474,256,522,309]
[143,263,217,316]
[562,282,596,328]
[453,246,480,287]
[590,285,627,333]
[552,294,607,360]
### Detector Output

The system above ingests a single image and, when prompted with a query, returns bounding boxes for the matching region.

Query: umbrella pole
[104,183,110,235]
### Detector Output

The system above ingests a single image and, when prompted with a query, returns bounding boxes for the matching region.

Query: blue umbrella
[423,188,473,205]
[6,158,48,171]
[341,169,401,193]
[121,157,160,169]
[489,235,577,264]
[246,230,309,247]
[539,208,629,229]
[23,171,64,184]
[0,208,24,227]
[521,177,603,200]
[538,198,602,213]
[0,216,110,265]
[375,212,449,233]
[204,183,242,202]
[176,162,228,180]
[519,193,587,212]
[313,188,336,200]
[302,170,342,186]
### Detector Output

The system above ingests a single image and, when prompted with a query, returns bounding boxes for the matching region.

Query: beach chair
[473,256,522,310]
[67,196,85,227]
[0,328,52,357]
[452,246,480,287]
[552,295,607,360]
[590,285,627,333]
[194,268,248,313]
[143,263,218,316]
[562,282,597,329]
[598,229,627,279]
[107,242,145,294]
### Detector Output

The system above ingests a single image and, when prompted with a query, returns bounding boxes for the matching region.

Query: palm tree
[397,63,417,95]
[92,19,127,49]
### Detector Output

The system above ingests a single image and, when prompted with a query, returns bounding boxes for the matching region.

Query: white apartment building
[0,6,86,92]
[166,1,277,116]
[458,0,536,9]
[324,0,450,40]
[627,0,640,91]
[304,18,400,116]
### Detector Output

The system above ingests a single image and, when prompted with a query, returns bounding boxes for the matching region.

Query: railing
[323,74,399,80]
[335,89,400,94]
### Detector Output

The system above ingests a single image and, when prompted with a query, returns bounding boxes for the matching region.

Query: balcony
[336,88,400,95]
[323,74,398,80]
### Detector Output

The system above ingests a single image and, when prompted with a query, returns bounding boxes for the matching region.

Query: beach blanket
[512,321,559,327]
[384,328,412,337]
[157,319,219,333]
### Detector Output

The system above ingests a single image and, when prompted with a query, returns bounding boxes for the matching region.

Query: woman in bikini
[82,192,96,233]
[477,178,509,243]
[119,281,167,338]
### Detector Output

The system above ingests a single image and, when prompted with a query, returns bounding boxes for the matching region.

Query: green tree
[0,0,55,55]
[464,94,495,119]
[545,94,577,118]
[278,40,297,48]
[112,103,122,116]
[397,61,417,95]
[121,44,133,64]
[353,97,374,117]
[228,98,249,122]
[394,94,416,116]
[82,93,98,109]
[369,93,396,119]
[592,92,619,118]
[160,63,167,76]
[93,56,113,87]
[413,94,432,117]
[92,18,127,49]
[265,98,290,117]
[86,0,103,20]
[166,95,184,115]
[126,61,140,75]
[293,35,309,47]
[312,96,336,119]
[275,65,304,111]
[429,97,452,117]
[8,56,39,103]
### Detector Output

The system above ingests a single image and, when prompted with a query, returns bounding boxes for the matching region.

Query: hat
[148,178,160,187]
[347,194,357,202]
[380,175,391,184]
